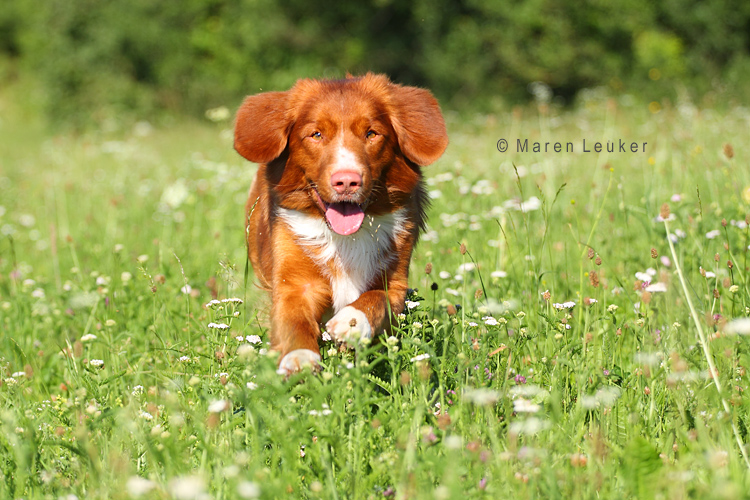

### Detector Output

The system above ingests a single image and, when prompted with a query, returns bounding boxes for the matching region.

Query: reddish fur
[235,73,448,362]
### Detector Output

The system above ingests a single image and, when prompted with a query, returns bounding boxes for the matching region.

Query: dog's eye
[365,130,378,140]
[310,131,323,141]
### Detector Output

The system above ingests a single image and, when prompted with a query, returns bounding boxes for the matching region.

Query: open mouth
[311,189,365,236]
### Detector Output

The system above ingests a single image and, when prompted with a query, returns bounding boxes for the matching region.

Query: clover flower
[552,301,576,310]
[221,298,243,304]
[705,230,720,239]
[483,316,499,326]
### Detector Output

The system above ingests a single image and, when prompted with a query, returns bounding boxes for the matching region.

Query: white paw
[277,349,321,376]
[325,306,372,345]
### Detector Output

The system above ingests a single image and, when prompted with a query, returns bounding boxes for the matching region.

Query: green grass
[2,85,750,499]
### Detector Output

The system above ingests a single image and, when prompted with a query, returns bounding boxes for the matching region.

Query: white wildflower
[463,387,500,406]
[553,301,576,310]
[406,300,420,309]
[705,230,721,239]
[247,335,262,344]
[633,352,662,366]
[509,417,550,435]
[206,106,231,122]
[89,359,104,368]
[19,214,35,227]
[207,322,230,330]
[457,262,476,273]
[221,298,243,304]
[654,213,676,222]
[444,435,462,449]
[126,476,156,497]
[80,334,97,342]
[410,353,431,362]
[635,272,652,282]
[237,481,261,499]
[513,398,541,413]
[644,282,668,293]
[208,399,230,413]
[168,476,207,500]
[724,318,750,335]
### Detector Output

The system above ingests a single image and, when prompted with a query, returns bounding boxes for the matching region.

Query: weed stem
[664,219,750,469]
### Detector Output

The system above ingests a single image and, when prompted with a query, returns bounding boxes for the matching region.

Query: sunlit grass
[2,85,750,499]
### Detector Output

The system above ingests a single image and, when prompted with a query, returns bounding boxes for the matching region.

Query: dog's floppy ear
[389,85,448,166]
[234,91,292,164]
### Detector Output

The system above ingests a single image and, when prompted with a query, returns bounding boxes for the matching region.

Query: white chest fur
[277,208,407,312]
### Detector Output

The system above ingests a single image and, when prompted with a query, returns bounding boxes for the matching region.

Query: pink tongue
[325,203,365,235]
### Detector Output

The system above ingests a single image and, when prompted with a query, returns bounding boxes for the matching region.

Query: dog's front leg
[325,260,410,345]
[271,234,332,375]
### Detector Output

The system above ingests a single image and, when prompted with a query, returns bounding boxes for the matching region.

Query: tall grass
[1,86,750,499]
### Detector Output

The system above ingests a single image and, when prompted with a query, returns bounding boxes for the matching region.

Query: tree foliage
[1,0,749,126]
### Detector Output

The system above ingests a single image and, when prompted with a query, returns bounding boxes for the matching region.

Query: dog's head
[234,74,448,235]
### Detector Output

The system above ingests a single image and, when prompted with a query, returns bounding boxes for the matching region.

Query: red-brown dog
[234,73,448,374]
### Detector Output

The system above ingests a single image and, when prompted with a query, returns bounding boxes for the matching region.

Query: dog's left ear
[389,85,449,166]
[234,91,292,164]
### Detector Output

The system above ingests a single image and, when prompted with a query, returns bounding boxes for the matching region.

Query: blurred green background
[2,0,750,127]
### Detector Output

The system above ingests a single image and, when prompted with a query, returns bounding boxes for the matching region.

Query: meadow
[2,83,750,499]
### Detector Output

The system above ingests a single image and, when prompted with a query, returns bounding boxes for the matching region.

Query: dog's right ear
[234,91,292,164]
